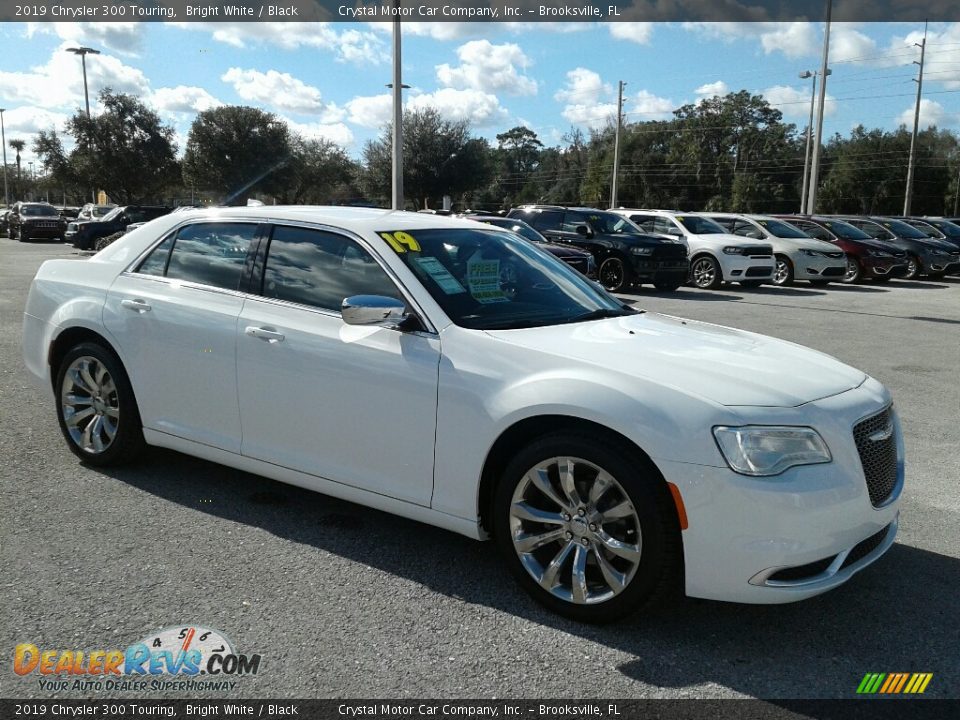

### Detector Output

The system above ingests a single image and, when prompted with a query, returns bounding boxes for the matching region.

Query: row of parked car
[460,205,960,292]
[0,202,171,249]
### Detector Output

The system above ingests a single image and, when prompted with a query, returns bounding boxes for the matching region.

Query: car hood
[687,231,769,248]
[771,236,842,253]
[539,242,590,258]
[485,312,866,408]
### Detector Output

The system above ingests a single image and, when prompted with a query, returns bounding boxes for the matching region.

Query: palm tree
[9,139,24,199]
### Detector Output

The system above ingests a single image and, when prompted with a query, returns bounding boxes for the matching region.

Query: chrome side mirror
[341,295,407,326]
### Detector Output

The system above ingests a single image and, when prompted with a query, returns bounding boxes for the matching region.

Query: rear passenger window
[262,226,401,312]
[136,235,175,276]
[528,210,563,231]
[159,223,257,290]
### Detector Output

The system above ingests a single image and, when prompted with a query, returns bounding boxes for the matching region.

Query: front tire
[598,256,632,293]
[903,255,920,280]
[492,432,681,623]
[55,342,145,466]
[690,255,723,289]
[772,255,794,286]
[842,258,862,284]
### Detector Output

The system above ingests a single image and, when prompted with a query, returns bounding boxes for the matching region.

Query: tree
[183,106,291,205]
[67,89,180,204]
[33,130,81,199]
[362,107,492,210]
[280,136,358,205]
[9,139,24,198]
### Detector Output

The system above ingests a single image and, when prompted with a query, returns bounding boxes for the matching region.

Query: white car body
[611,208,776,285]
[22,207,902,606]
[705,213,848,283]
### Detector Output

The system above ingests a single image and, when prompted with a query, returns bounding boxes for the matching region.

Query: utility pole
[610,80,625,209]
[390,9,403,211]
[904,21,927,217]
[806,0,832,216]
[0,108,8,207]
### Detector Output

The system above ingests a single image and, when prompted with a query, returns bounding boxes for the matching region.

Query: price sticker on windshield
[379,231,421,253]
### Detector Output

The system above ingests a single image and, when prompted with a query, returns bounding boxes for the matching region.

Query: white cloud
[762,85,838,120]
[554,68,616,128]
[436,40,537,96]
[282,117,355,146]
[0,42,149,110]
[26,22,143,55]
[406,88,508,127]
[831,26,877,63]
[172,22,388,64]
[1,106,70,135]
[221,68,343,120]
[345,94,393,129]
[368,21,483,41]
[609,22,653,45]
[897,99,952,129]
[694,81,729,98]
[630,90,675,120]
[682,22,818,60]
[149,86,223,114]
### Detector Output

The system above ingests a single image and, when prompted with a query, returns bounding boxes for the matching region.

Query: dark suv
[839,216,960,279]
[68,205,172,250]
[507,205,689,292]
[8,202,67,242]
[462,215,596,278]
[775,216,908,284]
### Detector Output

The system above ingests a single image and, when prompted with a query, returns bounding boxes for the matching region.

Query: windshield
[928,219,960,238]
[21,205,58,217]
[100,207,124,222]
[380,228,631,330]
[881,219,930,239]
[94,206,115,217]
[754,217,810,239]
[820,220,872,240]
[478,217,545,244]
[583,211,643,235]
[675,215,727,234]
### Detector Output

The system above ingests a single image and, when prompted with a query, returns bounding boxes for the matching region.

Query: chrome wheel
[60,356,120,454]
[691,257,719,288]
[843,258,860,283]
[904,257,919,280]
[508,456,642,605]
[773,257,792,285]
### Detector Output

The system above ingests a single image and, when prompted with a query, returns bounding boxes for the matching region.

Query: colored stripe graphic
[858,672,933,694]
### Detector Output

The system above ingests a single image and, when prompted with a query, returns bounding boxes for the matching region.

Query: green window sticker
[413,256,466,295]
[467,258,508,304]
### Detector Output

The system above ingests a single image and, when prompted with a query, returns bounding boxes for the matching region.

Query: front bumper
[865,259,907,278]
[656,378,903,604]
[632,257,690,284]
[793,253,847,281]
[21,223,65,239]
[716,253,775,282]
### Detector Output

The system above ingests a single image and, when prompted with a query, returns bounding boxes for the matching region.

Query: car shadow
[886,280,951,290]
[93,448,958,699]
[819,284,889,293]
[736,286,825,297]
[624,288,745,301]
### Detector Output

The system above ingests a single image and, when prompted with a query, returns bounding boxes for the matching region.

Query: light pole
[389,11,405,211]
[28,161,34,199]
[806,0,832,216]
[799,69,830,214]
[0,108,8,207]
[67,46,99,204]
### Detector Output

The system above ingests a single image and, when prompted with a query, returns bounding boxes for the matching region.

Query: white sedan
[22,207,902,622]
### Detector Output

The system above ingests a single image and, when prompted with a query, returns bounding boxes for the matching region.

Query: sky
[1,20,960,169]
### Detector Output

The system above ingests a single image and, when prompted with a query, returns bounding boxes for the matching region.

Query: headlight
[722,246,744,255]
[869,250,892,257]
[712,426,832,476]
[630,246,654,256]
[800,249,819,257]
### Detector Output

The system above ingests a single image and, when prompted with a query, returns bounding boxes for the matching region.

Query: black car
[68,205,172,250]
[463,215,597,278]
[839,216,960,279]
[8,202,67,242]
[506,205,689,292]
[905,217,960,256]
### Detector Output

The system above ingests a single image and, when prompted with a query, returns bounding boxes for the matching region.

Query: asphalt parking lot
[2,240,958,700]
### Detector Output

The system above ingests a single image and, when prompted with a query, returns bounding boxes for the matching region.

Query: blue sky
[1,21,959,167]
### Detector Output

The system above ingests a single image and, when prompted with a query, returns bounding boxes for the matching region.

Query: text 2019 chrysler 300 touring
[22,207,903,622]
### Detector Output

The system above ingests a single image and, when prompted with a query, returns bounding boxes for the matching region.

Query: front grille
[822,266,846,277]
[740,244,773,257]
[30,220,59,228]
[839,525,890,570]
[652,244,688,260]
[824,251,845,259]
[853,407,898,507]
[745,266,772,277]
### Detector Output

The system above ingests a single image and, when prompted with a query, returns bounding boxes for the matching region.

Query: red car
[774,215,908,283]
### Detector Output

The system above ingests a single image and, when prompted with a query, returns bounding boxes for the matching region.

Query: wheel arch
[477,414,678,536]
[48,326,124,392]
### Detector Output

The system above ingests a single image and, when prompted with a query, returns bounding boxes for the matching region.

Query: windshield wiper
[566,307,639,324]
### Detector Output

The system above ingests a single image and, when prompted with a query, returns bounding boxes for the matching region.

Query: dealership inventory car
[905,217,960,255]
[613,209,774,289]
[705,213,847,286]
[775,216,908,284]
[462,214,596,278]
[67,205,172,250]
[507,206,689,292]
[839,216,960,279]
[76,203,117,222]
[23,207,902,622]
[7,202,67,242]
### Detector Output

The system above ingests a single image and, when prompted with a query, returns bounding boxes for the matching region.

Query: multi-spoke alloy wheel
[494,433,681,622]
[599,257,629,292]
[55,342,144,465]
[61,356,120,454]
[509,456,642,605]
[690,256,721,289]
[842,258,861,283]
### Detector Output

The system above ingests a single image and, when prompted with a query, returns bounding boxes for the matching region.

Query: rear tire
[54,342,145,466]
[492,431,682,623]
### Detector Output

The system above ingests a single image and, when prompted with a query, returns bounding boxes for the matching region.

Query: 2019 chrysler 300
[23,207,903,622]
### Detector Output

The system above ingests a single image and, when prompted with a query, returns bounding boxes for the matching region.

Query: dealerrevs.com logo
[13,625,262,692]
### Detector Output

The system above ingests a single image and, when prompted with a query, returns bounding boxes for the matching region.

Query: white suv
[613,209,775,289]
[706,213,848,286]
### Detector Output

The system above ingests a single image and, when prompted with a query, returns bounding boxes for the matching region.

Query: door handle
[120,298,152,313]
[245,326,285,343]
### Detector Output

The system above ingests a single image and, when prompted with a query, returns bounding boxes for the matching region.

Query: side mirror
[341,295,407,326]
[575,224,592,237]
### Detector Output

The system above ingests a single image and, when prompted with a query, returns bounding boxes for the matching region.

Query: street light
[799,68,831,214]
[65,46,100,117]
[0,108,8,207]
